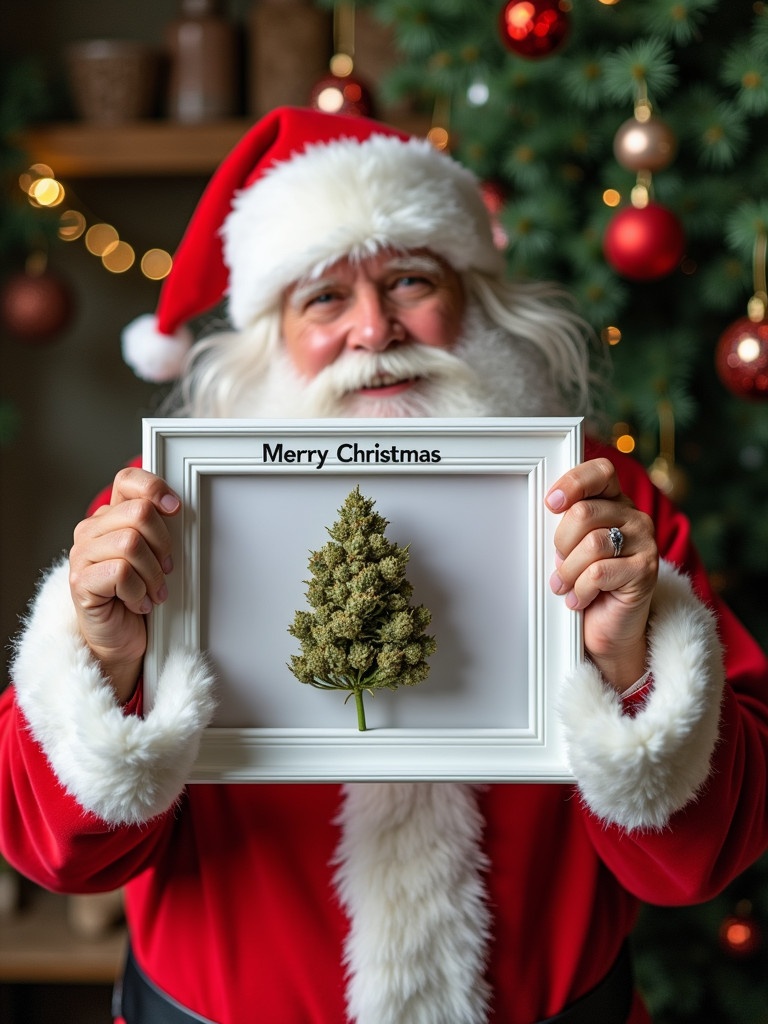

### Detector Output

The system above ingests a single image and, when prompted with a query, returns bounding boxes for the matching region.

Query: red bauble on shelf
[0,268,75,342]
[309,72,375,118]
[715,315,768,400]
[603,203,685,281]
[498,0,571,59]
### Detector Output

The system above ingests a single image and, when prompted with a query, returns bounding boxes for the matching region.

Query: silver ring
[608,526,624,557]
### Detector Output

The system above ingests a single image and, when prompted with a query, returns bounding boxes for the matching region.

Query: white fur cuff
[11,559,216,826]
[558,560,725,831]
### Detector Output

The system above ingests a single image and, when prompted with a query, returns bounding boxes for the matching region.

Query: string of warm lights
[19,162,174,281]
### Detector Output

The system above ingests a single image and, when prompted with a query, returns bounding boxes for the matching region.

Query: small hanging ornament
[498,0,571,60]
[604,202,685,280]
[719,901,762,957]
[716,230,768,400]
[0,253,75,342]
[613,107,678,174]
[309,2,375,117]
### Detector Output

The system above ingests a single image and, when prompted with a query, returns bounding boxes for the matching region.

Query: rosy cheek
[287,329,343,378]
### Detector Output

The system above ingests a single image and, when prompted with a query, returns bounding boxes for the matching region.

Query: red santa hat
[122,105,504,382]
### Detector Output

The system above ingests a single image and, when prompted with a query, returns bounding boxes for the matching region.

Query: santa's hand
[545,458,658,693]
[69,467,181,702]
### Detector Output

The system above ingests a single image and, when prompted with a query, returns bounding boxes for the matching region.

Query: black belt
[540,942,633,1023]
[114,945,218,1024]
[114,941,633,1024]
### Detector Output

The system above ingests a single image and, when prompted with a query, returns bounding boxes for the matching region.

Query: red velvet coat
[2,440,767,1024]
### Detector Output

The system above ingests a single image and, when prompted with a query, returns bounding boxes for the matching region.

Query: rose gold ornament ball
[613,115,678,173]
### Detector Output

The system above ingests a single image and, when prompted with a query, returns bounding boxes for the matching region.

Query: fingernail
[160,493,180,513]
[547,489,566,512]
[139,596,152,615]
[156,584,168,603]
[566,591,579,609]
[549,571,565,594]
[162,555,174,575]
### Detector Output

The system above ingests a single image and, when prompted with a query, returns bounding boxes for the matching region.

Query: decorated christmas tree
[328,0,768,642]
[311,0,768,1019]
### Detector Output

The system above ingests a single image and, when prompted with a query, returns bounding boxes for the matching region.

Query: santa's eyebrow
[384,254,444,276]
[287,276,341,310]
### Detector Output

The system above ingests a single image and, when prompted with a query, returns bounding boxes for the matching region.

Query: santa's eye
[388,273,436,299]
[307,290,339,306]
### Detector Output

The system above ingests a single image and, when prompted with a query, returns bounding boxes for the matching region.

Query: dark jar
[166,0,237,122]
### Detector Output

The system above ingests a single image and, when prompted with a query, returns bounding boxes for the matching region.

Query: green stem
[354,689,367,732]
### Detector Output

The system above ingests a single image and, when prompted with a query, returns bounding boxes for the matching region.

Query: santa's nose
[346,290,406,351]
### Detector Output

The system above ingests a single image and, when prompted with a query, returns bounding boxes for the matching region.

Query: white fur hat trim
[558,559,725,831]
[11,558,216,825]
[223,134,505,328]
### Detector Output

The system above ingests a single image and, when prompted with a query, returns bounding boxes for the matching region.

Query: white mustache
[306,344,469,400]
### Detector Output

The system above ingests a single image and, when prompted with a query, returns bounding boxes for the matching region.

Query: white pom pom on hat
[122,314,194,383]
[121,105,503,382]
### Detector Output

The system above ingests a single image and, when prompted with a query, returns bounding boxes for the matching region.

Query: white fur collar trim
[334,782,492,1024]
[11,558,216,826]
[558,560,725,831]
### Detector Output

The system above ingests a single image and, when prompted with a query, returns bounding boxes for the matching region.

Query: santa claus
[2,107,767,1024]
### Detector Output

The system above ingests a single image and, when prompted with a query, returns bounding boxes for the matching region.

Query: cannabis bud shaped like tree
[288,486,436,731]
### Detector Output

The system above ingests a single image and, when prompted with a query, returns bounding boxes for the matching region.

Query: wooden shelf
[19,114,432,179]
[0,889,126,984]
[19,119,256,177]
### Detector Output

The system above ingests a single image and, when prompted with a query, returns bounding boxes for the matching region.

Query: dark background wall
[1,0,255,671]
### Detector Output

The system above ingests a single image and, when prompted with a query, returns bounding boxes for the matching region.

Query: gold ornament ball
[613,116,678,173]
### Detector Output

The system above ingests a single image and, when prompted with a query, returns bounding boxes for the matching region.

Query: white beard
[224,303,568,420]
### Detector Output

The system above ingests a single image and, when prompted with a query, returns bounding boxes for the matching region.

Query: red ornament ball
[498,0,571,59]
[0,269,75,342]
[603,203,685,281]
[716,316,768,400]
[309,73,375,118]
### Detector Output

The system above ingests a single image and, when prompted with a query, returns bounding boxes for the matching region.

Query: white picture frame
[143,417,583,782]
